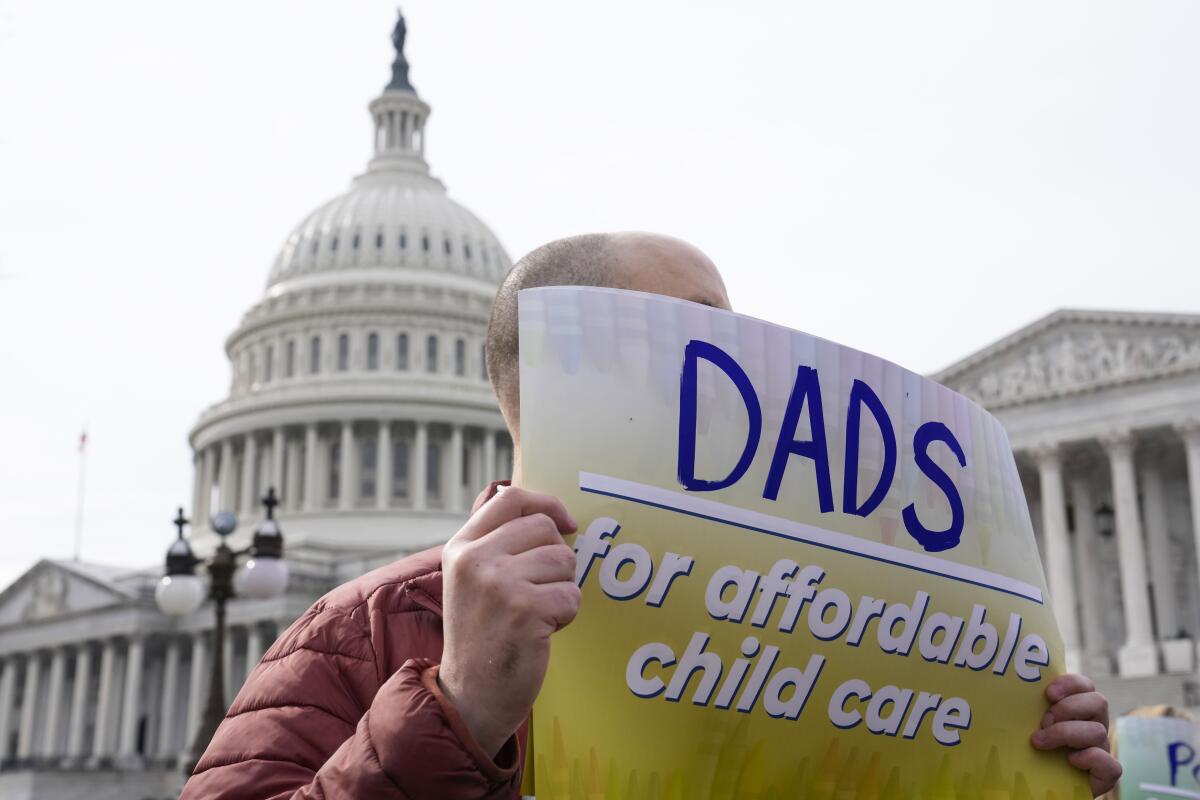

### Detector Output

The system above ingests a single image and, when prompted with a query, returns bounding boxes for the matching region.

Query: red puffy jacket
[181,482,526,799]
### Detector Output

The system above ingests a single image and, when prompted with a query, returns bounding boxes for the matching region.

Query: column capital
[1030,442,1062,468]
[1099,428,1136,455]
[1175,417,1200,444]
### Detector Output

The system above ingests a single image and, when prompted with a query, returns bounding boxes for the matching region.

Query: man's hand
[1031,674,1122,796]
[438,487,580,758]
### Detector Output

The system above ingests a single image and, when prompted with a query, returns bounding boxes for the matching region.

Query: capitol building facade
[1,15,1199,800]
[0,16,515,800]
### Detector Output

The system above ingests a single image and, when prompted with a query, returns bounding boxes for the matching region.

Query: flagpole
[73,430,88,562]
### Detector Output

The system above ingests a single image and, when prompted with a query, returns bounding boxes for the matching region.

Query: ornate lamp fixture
[155,488,288,773]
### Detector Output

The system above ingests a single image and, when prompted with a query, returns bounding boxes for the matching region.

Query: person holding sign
[181,233,1120,799]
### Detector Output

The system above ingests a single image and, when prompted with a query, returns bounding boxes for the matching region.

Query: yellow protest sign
[521,287,1087,799]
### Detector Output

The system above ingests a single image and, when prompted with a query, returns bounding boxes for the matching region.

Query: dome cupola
[264,11,511,294]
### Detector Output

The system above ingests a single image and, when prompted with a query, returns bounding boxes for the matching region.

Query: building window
[426,335,438,373]
[422,234,430,252]
[443,238,451,255]
[331,236,339,252]
[454,338,466,376]
[400,232,407,250]
[480,343,488,380]
[482,246,489,266]
[427,442,441,500]
[311,239,319,255]
[352,232,361,250]
[360,439,377,500]
[310,336,321,373]
[397,333,409,370]
[285,340,295,377]
[392,439,409,499]
[264,345,274,382]
[464,242,472,260]
[247,350,257,387]
[367,333,379,370]
[376,231,384,249]
[338,334,350,371]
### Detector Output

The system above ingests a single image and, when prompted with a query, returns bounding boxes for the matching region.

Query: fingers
[512,544,577,585]
[1044,690,1109,729]
[456,487,577,543]
[531,580,583,631]
[1031,719,1109,751]
[482,514,573,555]
[1045,673,1096,703]
[1067,746,1122,795]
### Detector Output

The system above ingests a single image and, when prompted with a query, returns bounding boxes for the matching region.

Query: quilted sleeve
[179,606,521,799]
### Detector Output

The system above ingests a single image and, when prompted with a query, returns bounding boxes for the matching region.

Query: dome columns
[368,91,431,174]
[412,421,428,512]
[191,419,510,525]
[377,422,394,511]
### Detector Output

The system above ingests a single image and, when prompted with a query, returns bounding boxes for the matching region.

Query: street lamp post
[156,487,289,776]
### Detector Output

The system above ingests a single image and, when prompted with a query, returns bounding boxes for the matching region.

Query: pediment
[933,309,1200,409]
[0,560,136,627]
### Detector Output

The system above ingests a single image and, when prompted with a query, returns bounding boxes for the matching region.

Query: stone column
[241,434,258,516]
[285,437,302,512]
[377,422,393,510]
[92,639,117,758]
[449,424,464,512]
[186,632,207,743]
[218,439,235,513]
[66,644,92,759]
[0,656,17,761]
[202,445,217,527]
[1142,461,1180,640]
[157,637,181,758]
[271,428,286,498]
[223,628,235,700]
[1104,432,1158,676]
[1069,477,1111,675]
[1034,446,1082,672]
[483,429,496,488]
[304,425,319,511]
[339,422,355,510]
[118,635,144,760]
[413,422,428,511]
[41,647,67,757]
[17,651,42,759]
[245,624,264,682]
[1179,422,1200,663]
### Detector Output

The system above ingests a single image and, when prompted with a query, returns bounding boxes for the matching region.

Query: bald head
[486,231,730,441]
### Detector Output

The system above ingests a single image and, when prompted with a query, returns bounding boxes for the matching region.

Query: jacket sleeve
[180,606,521,800]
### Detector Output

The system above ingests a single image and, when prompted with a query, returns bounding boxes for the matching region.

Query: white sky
[1,0,1198,589]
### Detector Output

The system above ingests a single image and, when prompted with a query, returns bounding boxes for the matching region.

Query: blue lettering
[678,340,762,491]
[843,379,898,518]
[763,366,834,511]
[1169,740,1196,786]
[902,422,967,552]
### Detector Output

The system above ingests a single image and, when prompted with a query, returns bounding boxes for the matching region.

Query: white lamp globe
[239,557,289,599]
[155,574,206,616]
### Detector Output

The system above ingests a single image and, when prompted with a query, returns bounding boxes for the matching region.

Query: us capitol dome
[188,11,513,571]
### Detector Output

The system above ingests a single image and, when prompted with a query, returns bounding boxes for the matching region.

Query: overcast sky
[1,0,1197,589]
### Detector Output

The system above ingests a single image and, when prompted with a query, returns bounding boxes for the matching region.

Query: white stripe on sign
[578,472,1044,604]
[1140,784,1200,800]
